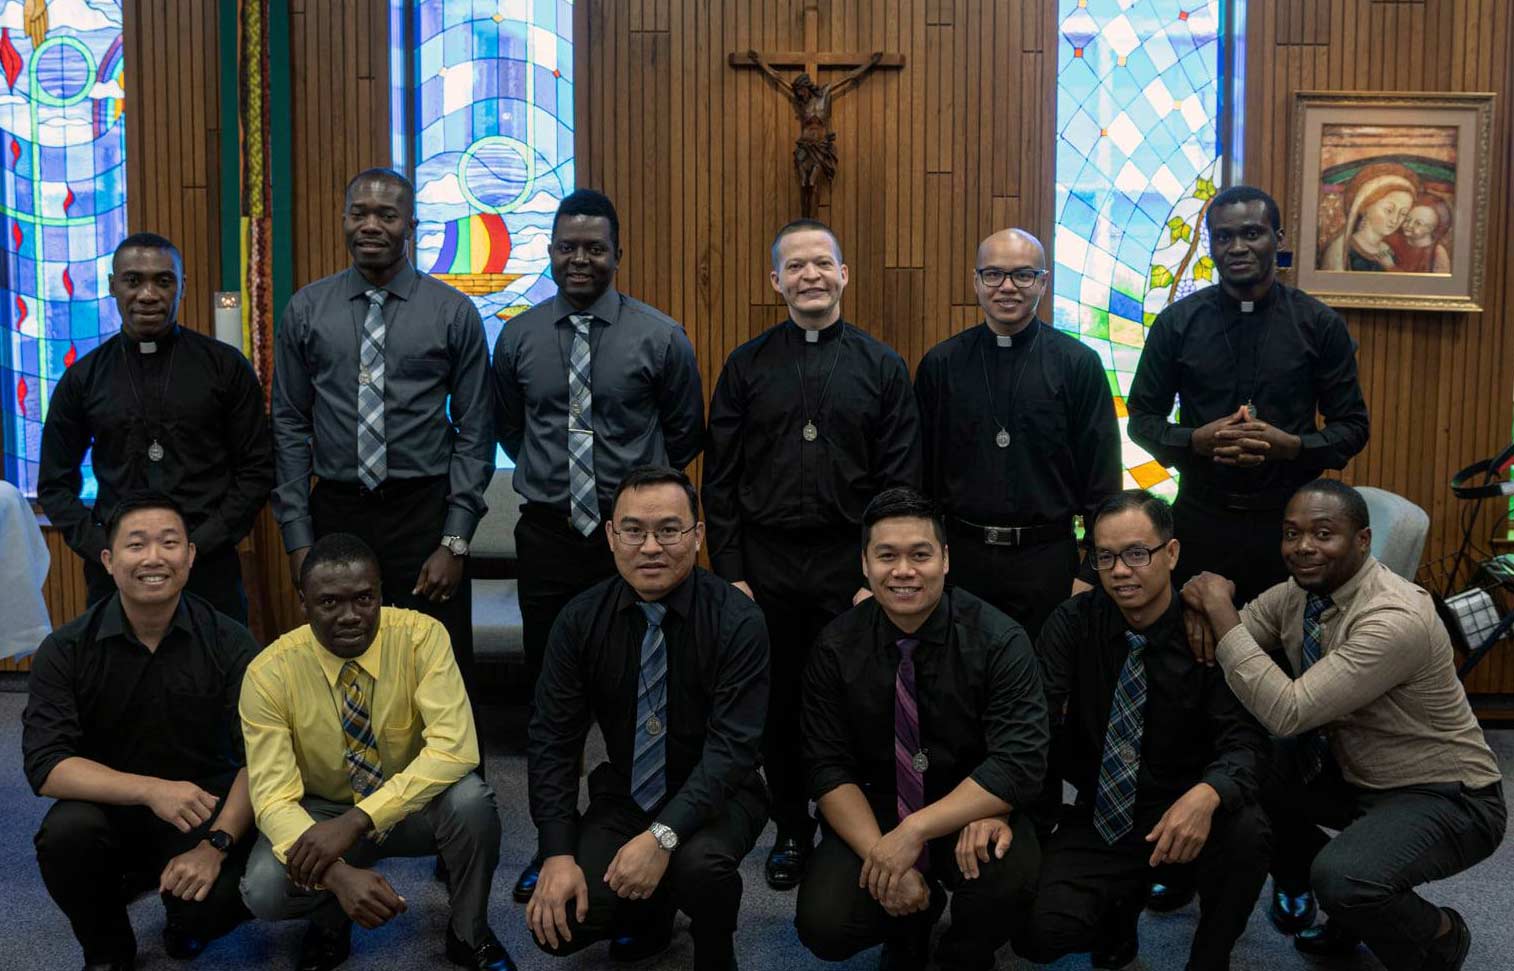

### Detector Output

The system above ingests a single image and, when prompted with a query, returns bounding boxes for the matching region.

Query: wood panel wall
[1244,0,1514,696]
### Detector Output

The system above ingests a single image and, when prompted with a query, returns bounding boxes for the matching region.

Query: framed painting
[1289,91,1495,312]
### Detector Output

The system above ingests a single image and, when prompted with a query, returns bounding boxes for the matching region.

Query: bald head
[974,228,1048,334]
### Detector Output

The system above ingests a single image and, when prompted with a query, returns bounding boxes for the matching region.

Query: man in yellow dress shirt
[239,532,514,971]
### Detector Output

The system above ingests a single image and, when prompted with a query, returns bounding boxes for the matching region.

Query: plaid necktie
[356,288,388,489]
[1093,631,1149,844]
[566,314,599,537]
[631,602,668,812]
[894,637,929,872]
[337,661,384,798]
[1298,593,1334,782]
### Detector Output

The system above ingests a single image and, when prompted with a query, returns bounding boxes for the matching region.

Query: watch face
[447,538,468,556]
[208,831,232,851]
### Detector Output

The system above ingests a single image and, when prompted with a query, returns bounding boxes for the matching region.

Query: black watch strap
[206,829,234,852]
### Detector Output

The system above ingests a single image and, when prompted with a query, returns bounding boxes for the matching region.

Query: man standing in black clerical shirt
[1127,184,1368,607]
[526,467,768,971]
[494,189,705,900]
[272,168,493,698]
[703,218,921,890]
[916,228,1121,641]
[24,493,259,971]
[1015,490,1270,971]
[39,233,273,625]
[796,488,1046,971]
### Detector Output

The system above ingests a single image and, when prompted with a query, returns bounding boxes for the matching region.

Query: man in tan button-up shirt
[1184,479,1504,971]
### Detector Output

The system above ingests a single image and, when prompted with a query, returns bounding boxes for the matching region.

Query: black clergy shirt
[493,288,705,516]
[915,319,1121,528]
[272,262,494,551]
[22,592,259,795]
[1035,588,1269,817]
[38,326,273,564]
[802,589,1048,823]
[1126,282,1369,501]
[528,567,770,856]
[703,319,921,579]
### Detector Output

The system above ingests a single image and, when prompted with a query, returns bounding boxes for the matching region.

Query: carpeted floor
[2,687,1510,970]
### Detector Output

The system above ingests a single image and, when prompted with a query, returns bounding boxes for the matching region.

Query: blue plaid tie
[337,661,384,797]
[567,314,599,537]
[1298,593,1334,782]
[631,602,668,812]
[1093,630,1149,844]
[356,288,387,489]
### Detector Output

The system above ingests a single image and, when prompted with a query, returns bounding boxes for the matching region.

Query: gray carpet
[2,689,1511,970]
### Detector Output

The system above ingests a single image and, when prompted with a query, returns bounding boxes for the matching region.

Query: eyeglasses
[1092,544,1167,571]
[975,266,1047,289]
[610,523,698,548]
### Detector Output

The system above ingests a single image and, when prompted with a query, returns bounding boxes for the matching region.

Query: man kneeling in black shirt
[795,487,1047,971]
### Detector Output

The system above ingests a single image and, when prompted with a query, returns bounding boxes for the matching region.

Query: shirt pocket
[1018,396,1068,452]
[396,349,451,380]
[379,715,420,772]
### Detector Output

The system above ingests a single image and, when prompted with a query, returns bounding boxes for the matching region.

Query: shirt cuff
[969,764,1022,809]
[1198,770,1241,811]
[355,788,402,835]
[809,767,858,803]
[656,797,700,842]
[1168,427,1195,451]
[443,506,481,543]
[538,819,578,859]
[281,517,316,553]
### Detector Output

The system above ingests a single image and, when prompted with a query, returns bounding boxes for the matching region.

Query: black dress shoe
[608,918,674,963]
[1269,887,1318,934]
[1145,879,1196,913]
[296,921,352,971]
[445,927,518,970]
[512,857,542,903]
[1425,907,1471,971]
[1294,920,1360,957]
[1091,898,1141,969]
[764,837,810,891]
[162,922,208,960]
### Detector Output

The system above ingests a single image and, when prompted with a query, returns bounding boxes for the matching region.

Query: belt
[1179,478,1306,512]
[315,474,446,501]
[949,517,1072,548]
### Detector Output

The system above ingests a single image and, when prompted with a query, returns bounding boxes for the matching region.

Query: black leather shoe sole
[512,859,541,903]
[445,929,519,971]
[1294,922,1360,958]
[764,849,807,891]
[1427,908,1471,971]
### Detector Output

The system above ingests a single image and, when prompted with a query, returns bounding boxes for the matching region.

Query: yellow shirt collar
[312,620,385,687]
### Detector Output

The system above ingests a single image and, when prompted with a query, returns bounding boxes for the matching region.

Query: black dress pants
[85,542,248,626]
[1262,747,1506,971]
[742,525,861,842]
[1171,491,1288,607]
[795,808,1041,967]
[1014,802,1270,971]
[533,779,768,971]
[515,504,618,702]
[942,524,1078,641]
[310,476,474,690]
[34,772,251,965]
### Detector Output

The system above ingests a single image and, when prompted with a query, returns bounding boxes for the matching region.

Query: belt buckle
[983,526,1020,546]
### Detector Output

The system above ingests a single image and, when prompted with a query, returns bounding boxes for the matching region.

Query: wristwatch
[648,822,679,852]
[440,535,470,557]
[206,829,234,853]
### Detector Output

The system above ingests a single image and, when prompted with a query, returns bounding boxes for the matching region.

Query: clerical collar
[984,318,1037,347]
[123,324,180,354]
[787,318,845,343]
[1219,280,1280,314]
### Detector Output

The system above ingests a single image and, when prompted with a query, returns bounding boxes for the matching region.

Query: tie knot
[1123,630,1148,654]
[638,601,667,628]
[570,313,593,335]
[897,637,919,661]
[365,288,387,307]
[1305,594,1333,622]
[338,660,364,686]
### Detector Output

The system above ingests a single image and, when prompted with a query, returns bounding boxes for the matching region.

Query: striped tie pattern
[356,288,388,489]
[1298,593,1334,782]
[1093,631,1149,845]
[631,602,668,812]
[337,661,384,798]
[567,314,599,537]
[894,637,929,872]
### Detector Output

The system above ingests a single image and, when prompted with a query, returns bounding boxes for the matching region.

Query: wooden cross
[730,2,904,217]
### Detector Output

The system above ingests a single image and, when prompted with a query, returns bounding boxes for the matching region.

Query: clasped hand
[286,809,370,889]
[860,822,931,916]
[1194,407,1301,467]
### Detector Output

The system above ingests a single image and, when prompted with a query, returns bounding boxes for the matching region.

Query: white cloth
[0,480,52,660]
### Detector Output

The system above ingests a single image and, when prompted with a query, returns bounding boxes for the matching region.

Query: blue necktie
[1093,630,1149,844]
[631,602,668,812]
[356,289,387,489]
[566,314,599,536]
[1298,593,1334,782]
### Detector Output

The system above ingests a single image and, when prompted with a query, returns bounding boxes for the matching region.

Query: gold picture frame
[1289,91,1494,312]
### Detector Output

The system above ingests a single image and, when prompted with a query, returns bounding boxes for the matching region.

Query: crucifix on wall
[729,4,903,218]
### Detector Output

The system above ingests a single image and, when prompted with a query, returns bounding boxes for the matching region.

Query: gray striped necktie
[357,288,388,489]
[632,601,668,811]
[567,314,599,536]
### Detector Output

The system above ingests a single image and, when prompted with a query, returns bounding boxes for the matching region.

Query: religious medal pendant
[358,367,371,386]
[912,750,929,773]
[803,420,819,442]
[147,439,165,462]
[646,714,664,737]
[995,429,1011,448]
[1244,400,1255,420]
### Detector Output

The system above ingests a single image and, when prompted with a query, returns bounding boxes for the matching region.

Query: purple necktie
[894,637,929,871]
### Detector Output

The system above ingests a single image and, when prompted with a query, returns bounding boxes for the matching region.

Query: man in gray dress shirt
[272,168,494,693]
[492,188,704,903]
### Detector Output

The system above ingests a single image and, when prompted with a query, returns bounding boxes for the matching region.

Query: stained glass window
[1054,0,1239,497]
[1,0,126,496]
